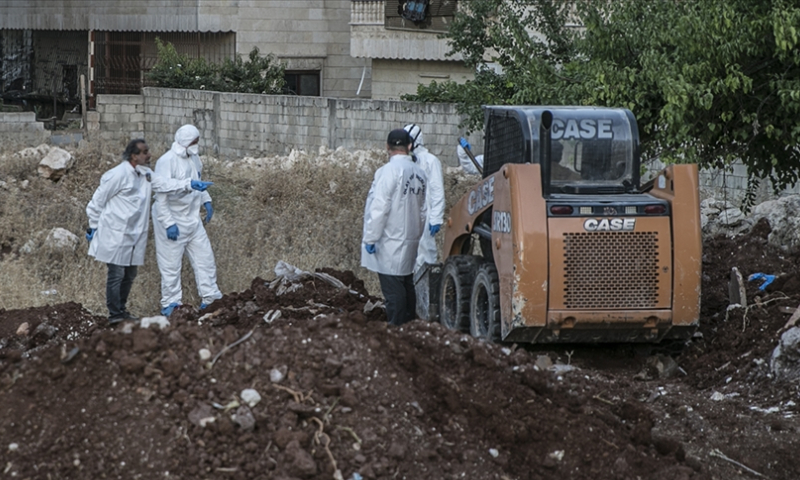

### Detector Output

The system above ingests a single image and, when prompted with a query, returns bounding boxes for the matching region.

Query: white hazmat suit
[403,124,445,271]
[87,162,196,266]
[152,125,222,309]
[361,154,428,276]
[457,144,484,176]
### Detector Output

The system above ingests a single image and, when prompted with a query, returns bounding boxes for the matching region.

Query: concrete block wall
[131,88,480,165]
[95,95,145,144]
[0,112,50,144]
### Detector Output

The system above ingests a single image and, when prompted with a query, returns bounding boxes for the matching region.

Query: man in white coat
[86,139,212,324]
[152,124,223,316]
[362,129,428,326]
[403,124,445,272]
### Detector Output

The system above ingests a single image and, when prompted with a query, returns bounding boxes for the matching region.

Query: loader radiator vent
[563,231,659,309]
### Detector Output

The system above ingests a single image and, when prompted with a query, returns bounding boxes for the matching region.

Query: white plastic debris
[241,388,262,407]
[264,310,282,323]
[364,299,383,313]
[8,443,19,451]
[140,316,170,330]
[489,448,499,458]
[199,349,212,361]
[710,391,725,401]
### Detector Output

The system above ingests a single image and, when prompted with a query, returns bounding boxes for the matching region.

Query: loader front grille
[563,231,659,309]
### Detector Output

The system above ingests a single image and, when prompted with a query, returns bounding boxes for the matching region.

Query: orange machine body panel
[441,163,701,344]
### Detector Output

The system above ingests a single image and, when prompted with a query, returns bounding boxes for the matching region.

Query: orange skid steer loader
[416,106,701,344]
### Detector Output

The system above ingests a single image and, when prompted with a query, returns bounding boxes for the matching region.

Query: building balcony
[350,0,462,61]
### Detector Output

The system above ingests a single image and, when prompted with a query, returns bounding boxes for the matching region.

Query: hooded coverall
[403,124,445,272]
[151,125,223,309]
[87,161,196,319]
[361,153,427,325]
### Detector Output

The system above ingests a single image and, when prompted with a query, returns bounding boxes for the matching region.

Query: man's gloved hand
[365,244,376,254]
[166,224,179,241]
[85,228,96,242]
[459,137,471,150]
[429,224,441,236]
[191,180,213,192]
[203,202,213,223]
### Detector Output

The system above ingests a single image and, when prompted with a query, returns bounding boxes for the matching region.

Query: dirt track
[1,225,799,480]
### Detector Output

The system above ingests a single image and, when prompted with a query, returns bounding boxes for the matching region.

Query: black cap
[387,128,412,147]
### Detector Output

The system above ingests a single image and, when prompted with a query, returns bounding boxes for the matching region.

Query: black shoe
[123,311,139,321]
[108,315,125,325]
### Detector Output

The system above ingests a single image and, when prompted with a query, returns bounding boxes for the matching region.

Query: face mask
[187,144,199,156]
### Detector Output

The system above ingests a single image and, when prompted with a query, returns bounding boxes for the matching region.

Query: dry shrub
[0,141,479,316]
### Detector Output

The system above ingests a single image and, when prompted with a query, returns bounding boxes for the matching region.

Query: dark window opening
[61,64,78,99]
[282,71,320,96]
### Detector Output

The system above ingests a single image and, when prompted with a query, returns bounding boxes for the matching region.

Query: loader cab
[482,106,640,195]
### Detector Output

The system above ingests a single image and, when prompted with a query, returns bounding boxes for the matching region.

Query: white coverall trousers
[152,217,222,307]
[415,223,438,271]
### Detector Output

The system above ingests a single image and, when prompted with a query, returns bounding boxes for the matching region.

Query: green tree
[406,0,800,197]
[148,39,285,95]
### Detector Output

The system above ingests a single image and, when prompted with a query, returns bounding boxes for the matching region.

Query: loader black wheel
[440,255,481,332]
[470,262,501,342]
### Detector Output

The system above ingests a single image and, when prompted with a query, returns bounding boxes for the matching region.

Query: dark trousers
[378,273,416,326]
[107,263,138,319]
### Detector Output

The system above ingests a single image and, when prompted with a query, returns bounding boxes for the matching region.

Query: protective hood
[403,124,425,150]
[170,125,200,157]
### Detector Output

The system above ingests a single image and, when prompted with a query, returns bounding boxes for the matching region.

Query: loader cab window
[545,112,638,194]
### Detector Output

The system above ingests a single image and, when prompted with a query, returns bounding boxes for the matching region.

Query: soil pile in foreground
[1,224,799,480]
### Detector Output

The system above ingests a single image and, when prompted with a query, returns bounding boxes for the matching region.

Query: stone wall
[103,88,483,165]
[0,112,49,144]
[88,95,145,145]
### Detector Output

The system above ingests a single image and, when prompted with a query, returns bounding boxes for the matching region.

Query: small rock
[15,323,29,336]
[240,388,261,407]
[43,228,79,251]
[199,348,212,361]
[770,326,800,382]
[188,404,216,427]
[488,448,499,458]
[8,442,19,451]
[535,355,553,370]
[37,147,74,181]
[231,405,256,431]
[270,365,287,383]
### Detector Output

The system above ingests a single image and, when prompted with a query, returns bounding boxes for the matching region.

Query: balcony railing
[350,0,384,26]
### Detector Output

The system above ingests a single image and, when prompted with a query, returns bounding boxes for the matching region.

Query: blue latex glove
[203,202,213,223]
[459,137,471,150]
[191,180,213,192]
[166,224,179,241]
[365,244,376,254]
[748,273,775,291]
[85,228,96,242]
[429,224,441,236]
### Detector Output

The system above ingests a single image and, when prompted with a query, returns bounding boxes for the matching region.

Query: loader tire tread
[440,255,481,332]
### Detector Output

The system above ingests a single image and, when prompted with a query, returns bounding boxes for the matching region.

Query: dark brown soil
[2,230,799,480]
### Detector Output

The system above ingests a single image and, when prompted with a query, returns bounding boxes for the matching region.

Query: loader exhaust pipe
[540,110,553,195]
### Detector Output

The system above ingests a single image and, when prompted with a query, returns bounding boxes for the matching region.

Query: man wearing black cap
[361,129,428,325]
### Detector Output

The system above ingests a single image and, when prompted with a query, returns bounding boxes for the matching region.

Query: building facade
[0,0,370,113]
[350,0,473,100]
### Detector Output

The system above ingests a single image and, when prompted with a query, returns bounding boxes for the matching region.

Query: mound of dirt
[2,226,800,480]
